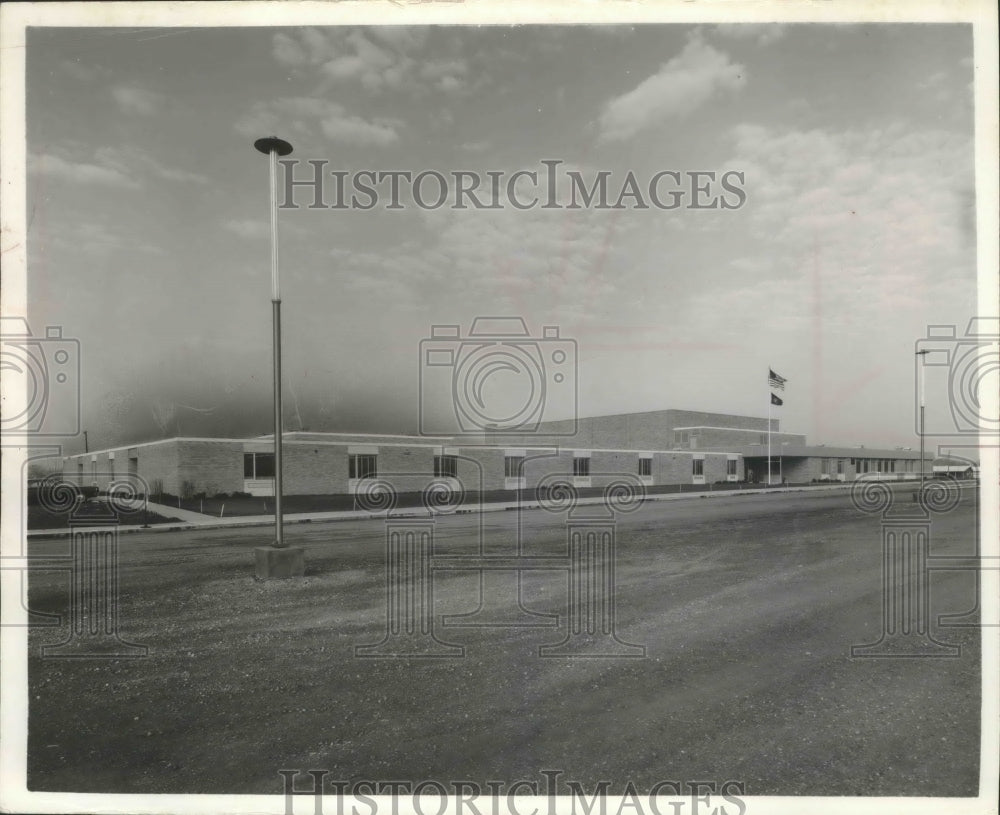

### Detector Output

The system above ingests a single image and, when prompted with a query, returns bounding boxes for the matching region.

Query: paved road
[26,485,982,796]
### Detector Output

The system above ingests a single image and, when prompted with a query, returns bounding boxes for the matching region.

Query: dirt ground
[25,485,982,796]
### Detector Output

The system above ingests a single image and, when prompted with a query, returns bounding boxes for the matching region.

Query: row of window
[246,452,459,481]
[813,458,915,474]
[692,459,739,476]
[244,452,740,480]
[849,458,911,473]
[820,459,846,475]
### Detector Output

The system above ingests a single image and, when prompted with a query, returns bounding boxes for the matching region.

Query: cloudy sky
[24,21,979,453]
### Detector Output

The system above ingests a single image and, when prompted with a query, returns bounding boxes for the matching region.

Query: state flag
[771,392,783,406]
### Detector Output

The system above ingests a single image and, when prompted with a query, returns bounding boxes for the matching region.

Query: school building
[59,408,933,498]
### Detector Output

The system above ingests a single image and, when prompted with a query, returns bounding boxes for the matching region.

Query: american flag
[768,368,786,390]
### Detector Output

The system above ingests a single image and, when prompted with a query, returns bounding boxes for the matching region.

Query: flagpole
[767,366,772,486]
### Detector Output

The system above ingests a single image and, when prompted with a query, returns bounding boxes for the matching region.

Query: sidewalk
[24,480,900,539]
[143,500,219,524]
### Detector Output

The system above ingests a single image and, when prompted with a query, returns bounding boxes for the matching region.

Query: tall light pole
[916,349,929,482]
[252,136,304,579]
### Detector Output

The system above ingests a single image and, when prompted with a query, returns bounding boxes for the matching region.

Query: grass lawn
[166,481,780,518]
[28,501,181,530]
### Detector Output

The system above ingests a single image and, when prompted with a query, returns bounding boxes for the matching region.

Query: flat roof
[738,445,930,460]
[61,437,740,459]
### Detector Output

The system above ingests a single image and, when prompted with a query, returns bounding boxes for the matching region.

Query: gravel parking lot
[26,485,981,796]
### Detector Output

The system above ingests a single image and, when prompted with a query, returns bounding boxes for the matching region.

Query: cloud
[30,145,207,191]
[319,109,399,146]
[112,84,164,115]
[722,120,975,330]
[272,32,308,67]
[367,26,429,52]
[94,145,208,185]
[237,97,401,147]
[269,27,469,96]
[322,168,644,328]
[29,152,140,188]
[597,34,746,142]
[59,59,111,82]
[47,219,164,257]
[460,140,491,154]
[712,24,788,46]
[223,219,269,240]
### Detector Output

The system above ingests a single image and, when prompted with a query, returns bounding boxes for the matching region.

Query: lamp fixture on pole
[252,136,305,579]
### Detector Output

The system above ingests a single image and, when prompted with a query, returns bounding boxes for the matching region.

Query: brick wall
[663,409,775,433]
[456,447,505,491]
[494,408,782,450]
[136,441,181,495]
[687,428,806,449]
[283,444,348,494]
[175,441,244,496]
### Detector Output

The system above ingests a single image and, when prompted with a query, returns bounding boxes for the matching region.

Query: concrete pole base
[254,545,305,579]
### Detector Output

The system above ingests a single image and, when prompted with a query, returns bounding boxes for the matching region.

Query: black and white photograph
[1,2,997,814]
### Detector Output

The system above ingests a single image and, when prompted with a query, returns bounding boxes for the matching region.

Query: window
[434,455,458,479]
[838,459,845,474]
[573,457,590,477]
[504,456,524,478]
[244,452,275,479]
[639,458,652,477]
[890,460,896,473]
[692,459,704,476]
[727,459,737,476]
[349,454,377,479]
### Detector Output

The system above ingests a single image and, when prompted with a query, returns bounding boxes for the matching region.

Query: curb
[24,480,931,540]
